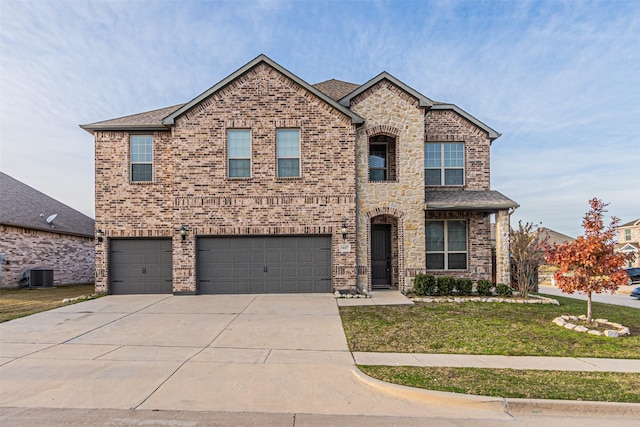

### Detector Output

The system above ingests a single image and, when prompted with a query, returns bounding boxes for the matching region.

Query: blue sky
[1,0,638,237]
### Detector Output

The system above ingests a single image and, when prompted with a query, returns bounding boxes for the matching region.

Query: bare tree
[510,221,548,298]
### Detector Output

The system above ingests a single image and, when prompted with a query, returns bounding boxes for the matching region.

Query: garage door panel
[110,239,172,295]
[198,236,331,294]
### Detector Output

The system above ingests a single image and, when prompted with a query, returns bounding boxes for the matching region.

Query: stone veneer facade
[0,225,94,288]
[94,63,357,293]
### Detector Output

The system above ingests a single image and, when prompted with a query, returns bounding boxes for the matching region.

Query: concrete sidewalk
[353,352,640,372]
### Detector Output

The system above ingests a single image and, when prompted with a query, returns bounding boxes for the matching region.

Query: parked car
[624,267,640,285]
[631,286,640,299]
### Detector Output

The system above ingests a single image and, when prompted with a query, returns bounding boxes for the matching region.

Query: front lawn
[339,294,640,358]
[0,284,98,322]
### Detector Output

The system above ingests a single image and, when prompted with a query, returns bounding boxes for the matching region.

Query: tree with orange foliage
[545,198,634,323]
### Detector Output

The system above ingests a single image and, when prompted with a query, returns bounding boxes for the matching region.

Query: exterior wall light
[96,229,104,243]
[179,225,188,241]
[341,224,348,240]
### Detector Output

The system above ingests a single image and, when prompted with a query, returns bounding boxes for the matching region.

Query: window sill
[369,180,399,184]
[277,176,303,180]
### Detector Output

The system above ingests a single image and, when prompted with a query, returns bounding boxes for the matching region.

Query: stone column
[495,209,511,285]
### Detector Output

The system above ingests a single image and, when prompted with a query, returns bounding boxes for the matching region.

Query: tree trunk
[587,291,592,323]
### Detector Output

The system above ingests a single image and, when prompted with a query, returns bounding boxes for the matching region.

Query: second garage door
[197,236,331,294]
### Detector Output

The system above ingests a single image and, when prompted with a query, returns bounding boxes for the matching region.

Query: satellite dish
[45,214,58,227]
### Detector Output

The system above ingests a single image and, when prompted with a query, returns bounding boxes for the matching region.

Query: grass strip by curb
[359,365,640,403]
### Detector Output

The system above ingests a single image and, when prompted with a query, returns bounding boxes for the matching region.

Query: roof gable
[339,72,434,109]
[313,79,361,101]
[163,55,363,126]
[0,172,94,237]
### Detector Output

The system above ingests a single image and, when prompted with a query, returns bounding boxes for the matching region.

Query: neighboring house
[0,172,95,288]
[616,219,640,268]
[81,54,517,295]
[535,227,575,286]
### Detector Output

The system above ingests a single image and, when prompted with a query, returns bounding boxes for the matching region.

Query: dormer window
[425,142,464,186]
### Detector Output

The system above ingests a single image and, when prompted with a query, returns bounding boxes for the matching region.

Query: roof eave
[162,54,364,126]
[79,124,169,134]
[425,203,519,212]
[0,221,94,239]
[430,104,501,140]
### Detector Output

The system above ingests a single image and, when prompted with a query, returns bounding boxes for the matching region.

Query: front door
[371,224,391,288]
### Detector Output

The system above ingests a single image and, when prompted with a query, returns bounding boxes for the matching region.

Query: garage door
[197,236,331,294]
[110,239,173,294]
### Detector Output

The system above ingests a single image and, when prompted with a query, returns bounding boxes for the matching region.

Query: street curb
[505,399,640,418]
[352,368,640,418]
[351,368,506,413]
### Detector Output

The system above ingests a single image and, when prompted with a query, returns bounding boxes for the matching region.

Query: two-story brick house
[616,219,640,268]
[82,55,517,295]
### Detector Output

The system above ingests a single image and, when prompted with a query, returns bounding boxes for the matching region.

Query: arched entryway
[367,208,404,290]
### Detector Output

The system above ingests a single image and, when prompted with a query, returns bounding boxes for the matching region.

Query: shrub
[456,278,473,296]
[413,274,436,296]
[495,283,513,297]
[476,280,493,296]
[437,276,456,296]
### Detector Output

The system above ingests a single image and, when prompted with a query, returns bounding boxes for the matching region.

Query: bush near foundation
[437,276,456,296]
[495,283,513,297]
[476,280,493,296]
[413,274,437,296]
[456,278,473,296]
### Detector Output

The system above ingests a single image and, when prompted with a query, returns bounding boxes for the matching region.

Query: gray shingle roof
[425,190,519,211]
[0,172,95,237]
[80,104,185,133]
[312,79,361,101]
[619,219,640,227]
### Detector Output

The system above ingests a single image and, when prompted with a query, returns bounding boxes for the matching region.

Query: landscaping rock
[564,323,577,330]
[604,330,619,338]
[574,326,589,333]
[588,330,602,336]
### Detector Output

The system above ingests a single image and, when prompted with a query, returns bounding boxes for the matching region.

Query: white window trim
[425,142,465,186]
[369,142,388,182]
[426,219,468,270]
[277,128,301,178]
[227,129,252,179]
[130,135,153,183]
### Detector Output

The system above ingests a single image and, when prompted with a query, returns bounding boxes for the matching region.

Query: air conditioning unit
[20,268,54,288]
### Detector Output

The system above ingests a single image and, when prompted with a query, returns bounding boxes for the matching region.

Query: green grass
[0,284,99,322]
[339,294,640,358]
[359,366,640,403]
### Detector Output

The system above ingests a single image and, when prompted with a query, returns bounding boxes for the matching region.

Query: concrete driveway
[0,294,508,419]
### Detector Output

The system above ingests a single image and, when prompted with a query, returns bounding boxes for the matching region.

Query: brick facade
[94,63,357,293]
[0,225,94,288]
[87,55,515,295]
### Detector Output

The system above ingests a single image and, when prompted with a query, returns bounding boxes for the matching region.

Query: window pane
[277,129,300,157]
[278,158,300,177]
[229,159,250,177]
[369,144,387,168]
[426,221,444,251]
[369,169,386,181]
[448,253,467,270]
[444,169,463,185]
[444,143,463,167]
[447,221,467,251]
[131,136,152,162]
[426,254,444,270]
[425,169,441,185]
[424,144,441,167]
[228,130,250,158]
[131,164,152,182]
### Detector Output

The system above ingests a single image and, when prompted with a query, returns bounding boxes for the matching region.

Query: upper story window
[130,135,153,182]
[425,142,464,186]
[625,229,632,241]
[228,130,251,178]
[277,129,300,178]
[369,144,387,181]
[426,220,467,270]
[369,135,396,182]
